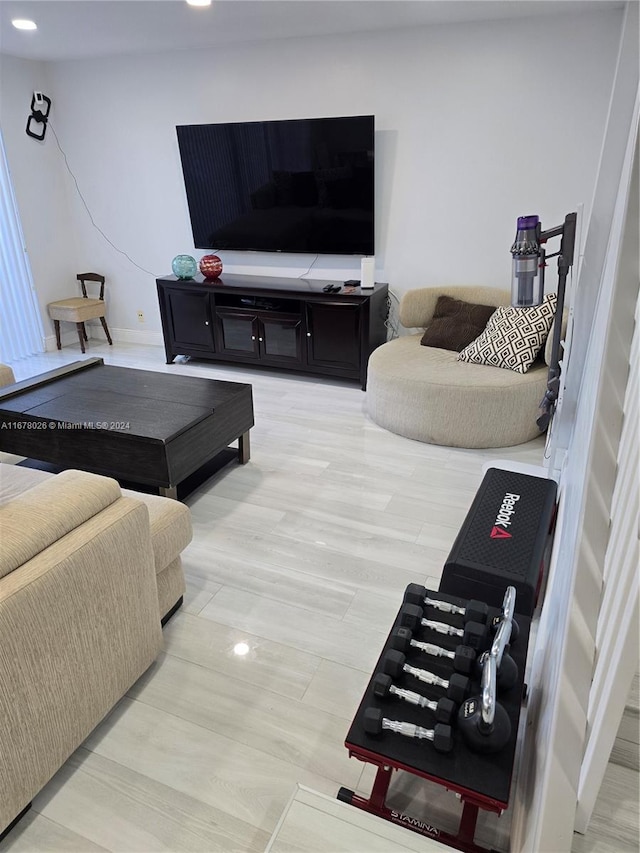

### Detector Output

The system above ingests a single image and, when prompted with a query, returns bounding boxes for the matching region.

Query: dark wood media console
[156,274,389,389]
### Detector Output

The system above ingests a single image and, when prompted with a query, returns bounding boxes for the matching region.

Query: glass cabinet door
[260,315,302,364]
[215,309,260,358]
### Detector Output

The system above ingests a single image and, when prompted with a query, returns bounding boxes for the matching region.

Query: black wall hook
[26,93,52,141]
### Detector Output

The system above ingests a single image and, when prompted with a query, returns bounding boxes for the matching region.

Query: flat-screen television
[176,115,374,255]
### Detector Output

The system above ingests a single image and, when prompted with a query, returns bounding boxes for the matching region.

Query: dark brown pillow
[420,295,496,352]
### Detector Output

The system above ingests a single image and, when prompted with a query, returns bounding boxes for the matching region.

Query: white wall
[0,9,623,337]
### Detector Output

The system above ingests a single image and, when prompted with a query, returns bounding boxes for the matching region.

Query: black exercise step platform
[439,468,557,617]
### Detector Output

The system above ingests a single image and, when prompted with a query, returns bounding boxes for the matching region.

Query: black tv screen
[176,115,374,255]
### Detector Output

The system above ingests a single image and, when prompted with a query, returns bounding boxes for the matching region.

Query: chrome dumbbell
[383,650,469,704]
[373,672,456,723]
[363,707,453,753]
[389,626,476,674]
[400,604,488,651]
[404,584,488,625]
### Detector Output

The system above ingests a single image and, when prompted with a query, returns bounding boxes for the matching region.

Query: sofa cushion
[0,470,122,579]
[122,488,192,573]
[458,293,557,374]
[420,295,496,352]
[0,463,53,506]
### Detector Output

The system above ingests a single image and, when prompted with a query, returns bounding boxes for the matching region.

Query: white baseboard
[44,331,78,352]
[108,327,164,346]
[44,328,164,350]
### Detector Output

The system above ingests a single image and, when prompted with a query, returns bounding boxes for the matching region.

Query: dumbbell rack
[340,587,530,853]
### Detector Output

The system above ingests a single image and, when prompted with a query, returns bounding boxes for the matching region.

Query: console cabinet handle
[205,321,209,326]
[306,332,311,337]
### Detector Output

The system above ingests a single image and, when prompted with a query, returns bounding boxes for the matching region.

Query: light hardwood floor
[1,342,638,853]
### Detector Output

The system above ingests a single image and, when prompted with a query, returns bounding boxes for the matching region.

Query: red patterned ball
[199,254,223,279]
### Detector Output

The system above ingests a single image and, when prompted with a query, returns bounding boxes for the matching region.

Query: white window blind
[0,129,45,362]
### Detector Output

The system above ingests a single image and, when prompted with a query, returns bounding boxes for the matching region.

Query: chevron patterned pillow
[458,293,557,374]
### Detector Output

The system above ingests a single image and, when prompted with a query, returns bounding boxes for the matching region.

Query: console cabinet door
[305,302,361,372]
[166,289,215,351]
[215,309,260,359]
[260,314,303,365]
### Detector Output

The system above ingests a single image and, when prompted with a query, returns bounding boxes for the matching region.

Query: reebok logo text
[491,492,520,538]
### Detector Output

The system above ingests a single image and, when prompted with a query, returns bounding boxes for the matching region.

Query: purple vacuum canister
[510,215,542,307]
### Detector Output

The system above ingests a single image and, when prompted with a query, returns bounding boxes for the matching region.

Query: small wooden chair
[48,273,113,354]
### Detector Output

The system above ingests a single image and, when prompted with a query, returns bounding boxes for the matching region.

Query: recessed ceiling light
[186,0,211,6]
[12,19,37,30]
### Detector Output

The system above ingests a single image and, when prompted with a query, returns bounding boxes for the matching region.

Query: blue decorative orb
[171,254,198,280]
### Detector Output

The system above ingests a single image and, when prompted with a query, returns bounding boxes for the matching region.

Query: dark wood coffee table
[0,358,254,499]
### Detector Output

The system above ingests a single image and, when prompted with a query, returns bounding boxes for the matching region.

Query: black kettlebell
[474,649,518,691]
[458,654,511,754]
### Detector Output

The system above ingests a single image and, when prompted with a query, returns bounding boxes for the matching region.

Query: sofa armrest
[0,469,122,579]
[399,286,511,330]
[0,496,162,831]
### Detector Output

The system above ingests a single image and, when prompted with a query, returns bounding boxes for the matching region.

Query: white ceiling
[0,0,624,62]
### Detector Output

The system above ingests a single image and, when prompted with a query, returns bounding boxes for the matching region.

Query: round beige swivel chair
[366,286,559,448]
[47,273,113,354]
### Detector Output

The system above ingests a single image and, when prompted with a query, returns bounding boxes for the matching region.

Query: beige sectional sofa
[0,363,193,835]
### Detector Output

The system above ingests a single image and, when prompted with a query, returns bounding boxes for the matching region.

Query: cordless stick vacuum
[510,211,577,430]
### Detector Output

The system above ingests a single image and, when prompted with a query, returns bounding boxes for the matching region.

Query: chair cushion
[458,293,557,374]
[420,295,496,352]
[48,298,106,322]
[0,364,15,388]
